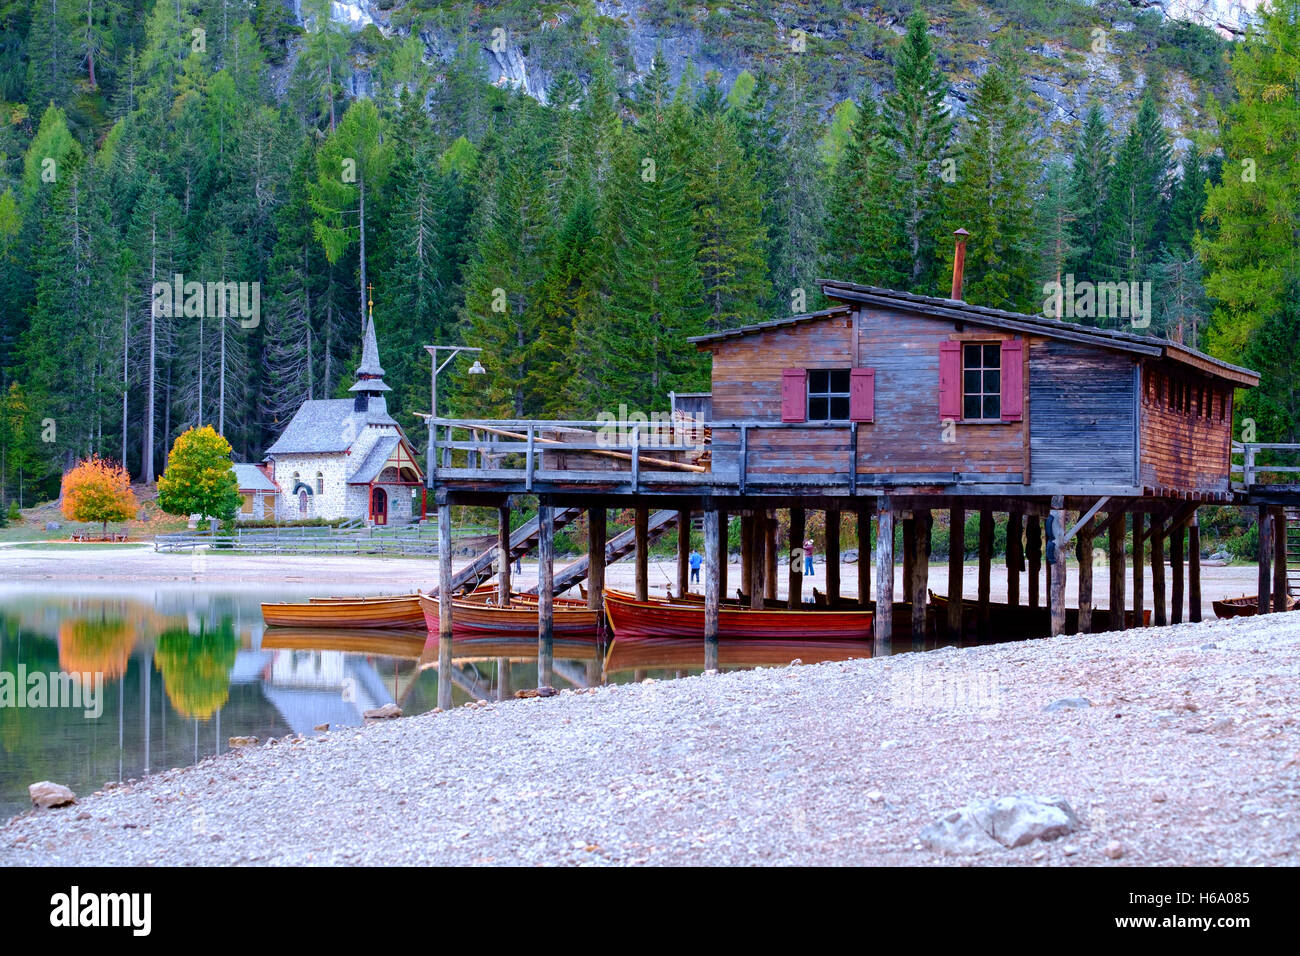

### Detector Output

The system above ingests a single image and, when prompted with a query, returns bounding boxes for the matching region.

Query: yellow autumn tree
[60,456,137,537]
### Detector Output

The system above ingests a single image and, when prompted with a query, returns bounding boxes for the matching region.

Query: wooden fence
[154,519,493,556]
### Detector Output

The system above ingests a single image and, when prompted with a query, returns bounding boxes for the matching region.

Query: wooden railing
[1232,443,1300,487]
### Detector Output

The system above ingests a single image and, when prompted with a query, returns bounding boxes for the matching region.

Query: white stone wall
[272,453,350,521]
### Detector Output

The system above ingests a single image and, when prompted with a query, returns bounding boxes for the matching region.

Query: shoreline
[2,610,1297,865]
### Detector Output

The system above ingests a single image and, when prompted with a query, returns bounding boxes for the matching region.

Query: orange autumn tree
[61,456,137,537]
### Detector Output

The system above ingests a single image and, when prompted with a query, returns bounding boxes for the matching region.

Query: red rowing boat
[418,593,600,639]
[602,589,872,641]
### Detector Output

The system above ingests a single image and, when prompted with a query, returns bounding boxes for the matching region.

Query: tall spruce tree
[1066,103,1113,283]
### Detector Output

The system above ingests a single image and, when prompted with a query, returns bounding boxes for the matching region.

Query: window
[316,471,324,495]
[807,369,851,421]
[962,343,1001,421]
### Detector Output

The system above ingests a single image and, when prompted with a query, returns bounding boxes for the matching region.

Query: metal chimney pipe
[951,228,970,301]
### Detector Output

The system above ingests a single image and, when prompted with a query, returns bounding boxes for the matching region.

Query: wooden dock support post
[1050,496,1066,636]
[717,509,728,599]
[1006,511,1022,608]
[788,507,805,609]
[740,512,753,602]
[901,516,915,611]
[827,509,841,605]
[1026,514,1041,610]
[857,502,872,609]
[437,500,453,711]
[1077,518,1093,633]
[1257,505,1273,615]
[913,510,931,643]
[497,503,512,606]
[978,508,993,640]
[1273,506,1287,614]
[874,501,894,654]
[1151,516,1166,626]
[1109,512,1127,631]
[1171,518,1185,624]
[948,505,965,641]
[588,506,606,615]
[751,511,766,610]
[1189,510,1202,622]
[537,498,555,688]
[677,509,691,597]
[634,505,649,601]
[764,510,778,602]
[1132,513,1145,628]
[703,505,720,672]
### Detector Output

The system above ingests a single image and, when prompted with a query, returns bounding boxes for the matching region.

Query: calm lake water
[0,584,882,819]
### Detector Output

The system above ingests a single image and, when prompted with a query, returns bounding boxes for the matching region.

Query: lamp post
[425,345,485,472]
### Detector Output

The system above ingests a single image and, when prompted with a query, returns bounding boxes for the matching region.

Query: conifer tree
[1066,103,1113,283]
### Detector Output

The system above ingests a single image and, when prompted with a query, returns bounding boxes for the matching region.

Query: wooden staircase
[1286,508,1300,596]
[525,509,683,596]
[435,506,586,595]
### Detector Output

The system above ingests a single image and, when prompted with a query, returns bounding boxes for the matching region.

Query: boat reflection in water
[603,637,873,675]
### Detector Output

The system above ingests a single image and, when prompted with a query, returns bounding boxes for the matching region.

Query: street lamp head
[468,360,486,375]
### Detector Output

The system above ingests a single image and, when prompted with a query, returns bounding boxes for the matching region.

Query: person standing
[689,548,702,585]
[803,537,815,576]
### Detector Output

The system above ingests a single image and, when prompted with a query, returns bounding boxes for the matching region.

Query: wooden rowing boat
[927,591,1149,636]
[261,595,426,629]
[602,589,872,641]
[417,593,600,639]
[605,637,873,672]
[1212,594,1296,618]
[309,593,421,604]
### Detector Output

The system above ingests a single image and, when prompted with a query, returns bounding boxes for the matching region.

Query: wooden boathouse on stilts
[424,231,1282,696]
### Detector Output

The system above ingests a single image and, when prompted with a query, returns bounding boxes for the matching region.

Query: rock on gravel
[29,782,76,809]
[363,704,402,720]
[1044,697,1092,712]
[919,794,1079,855]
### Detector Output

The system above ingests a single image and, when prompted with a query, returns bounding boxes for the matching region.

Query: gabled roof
[232,463,277,492]
[264,399,399,456]
[692,280,1260,387]
[348,434,407,484]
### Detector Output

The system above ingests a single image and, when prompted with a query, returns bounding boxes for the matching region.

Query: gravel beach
[3,610,1297,866]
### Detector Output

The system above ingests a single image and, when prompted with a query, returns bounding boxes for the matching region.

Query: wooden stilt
[1188,510,1202,622]
[751,512,766,610]
[537,498,554,688]
[740,512,753,601]
[978,508,992,640]
[1026,515,1041,610]
[1006,511,1022,608]
[1256,505,1272,616]
[1151,517,1166,626]
[1109,512,1127,631]
[764,510,778,602]
[588,506,606,617]
[788,507,805,609]
[826,509,841,605]
[901,516,915,610]
[1049,496,1066,637]
[717,509,728,599]
[948,505,965,641]
[912,510,930,643]
[437,500,453,711]
[677,509,691,597]
[703,506,720,672]
[857,502,872,609]
[1273,506,1287,614]
[1171,519,1185,625]
[874,501,894,654]
[634,505,649,601]
[497,503,512,607]
[1077,518,1093,634]
[1131,512,1145,628]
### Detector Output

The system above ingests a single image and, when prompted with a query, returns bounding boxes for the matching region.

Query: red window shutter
[938,342,962,420]
[1001,339,1024,422]
[781,368,807,422]
[850,368,874,422]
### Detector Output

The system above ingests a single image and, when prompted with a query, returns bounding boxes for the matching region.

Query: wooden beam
[978,508,993,640]
[587,506,606,615]
[1131,512,1145,629]
[1064,496,1110,544]
[764,510,778,602]
[1188,510,1201,623]
[1171,519,1185,625]
[740,512,753,602]
[857,502,872,609]
[677,508,691,597]
[1257,505,1272,616]
[703,506,720,672]
[1050,497,1066,636]
[1151,516,1167,626]
[826,509,841,605]
[901,516,915,611]
[717,509,728,599]
[437,501,453,711]
[913,510,931,644]
[1006,511,1022,608]
[634,506,649,601]
[497,504,512,607]
[1077,516,1093,633]
[1026,514,1042,611]
[788,507,805,610]
[1109,513,1126,632]
[538,499,555,688]
[750,511,766,610]
[948,505,965,641]
[874,501,894,654]
[1273,506,1287,614]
